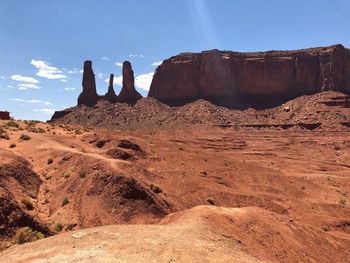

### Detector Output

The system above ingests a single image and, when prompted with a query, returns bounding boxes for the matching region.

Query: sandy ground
[0,121,349,262]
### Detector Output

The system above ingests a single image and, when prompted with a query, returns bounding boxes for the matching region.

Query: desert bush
[0,126,10,140]
[6,121,19,128]
[62,197,69,206]
[21,197,34,210]
[150,184,163,194]
[9,143,16,148]
[47,158,53,165]
[27,127,45,133]
[62,171,70,178]
[19,134,31,140]
[54,223,63,232]
[14,227,44,244]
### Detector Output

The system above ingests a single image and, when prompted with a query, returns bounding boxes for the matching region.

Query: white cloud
[79,69,84,74]
[97,72,104,79]
[7,85,13,88]
[129,54,145,58]
[135,72,154,91]
[115,62,123,67]
[64,87,76,91]
[67,68,78,74]
[102,56,110,60]
[17,83,41,90]
[33,108,56,114]
[151,61,163,67]
[11,75,39,84]
[105,75,122,86]
[31,59,67,79]
[9,98,52,105]
[60,79,68,82]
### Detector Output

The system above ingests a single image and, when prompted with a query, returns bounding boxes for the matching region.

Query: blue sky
[1,0,349,120]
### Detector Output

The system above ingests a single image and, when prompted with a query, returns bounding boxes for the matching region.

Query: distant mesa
[149,44,350,108]
[77,60,142,106]
[51,44,350,120]
[0,111,11,120]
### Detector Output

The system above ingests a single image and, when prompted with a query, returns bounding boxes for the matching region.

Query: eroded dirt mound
[1,206,349,263]
[0,150,50,249]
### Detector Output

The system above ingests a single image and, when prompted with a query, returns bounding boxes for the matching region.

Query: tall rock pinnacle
[118,61,142,104]
[104,73,117,102]
[77,60,98,106]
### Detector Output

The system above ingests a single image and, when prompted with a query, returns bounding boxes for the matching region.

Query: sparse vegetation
[63,171,71,178]
[47,158,53,165]
[54,223,63,233]
[9,143,16,148]
[14,227,45,244]
[44,186,49,193]
[19,134,31,141]
[150,184,163,194]
[21,197,34,210]
[0,126,10,140]
[62,196,69,206]
[6,121,19,128]
[27,126,45,133]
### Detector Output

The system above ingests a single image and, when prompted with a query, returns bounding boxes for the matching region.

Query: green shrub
[21,197,34,210]
[6,121,19,128]
[14,227,44,244]
[19,134,31,141]
[62,197,69,207]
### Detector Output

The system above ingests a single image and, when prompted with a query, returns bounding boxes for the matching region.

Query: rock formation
[76,60,142,107]
[77,60,99,106]
[104,74,117,102]
[148,44,350,108]
[119,61,142,103]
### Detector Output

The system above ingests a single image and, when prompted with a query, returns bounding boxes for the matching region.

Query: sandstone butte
[77,60,142,106]
[149,44,350,108]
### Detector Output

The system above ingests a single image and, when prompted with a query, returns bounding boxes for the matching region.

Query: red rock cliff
[148,44,350,107]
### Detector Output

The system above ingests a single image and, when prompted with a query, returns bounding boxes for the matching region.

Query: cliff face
[148,44,350,107]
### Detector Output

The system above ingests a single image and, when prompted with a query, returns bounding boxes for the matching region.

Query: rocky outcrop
[105,74,117,102]
[148,44,350,108]
[119,61,142,104]
[77,60,99,106]
[76,60,142,107]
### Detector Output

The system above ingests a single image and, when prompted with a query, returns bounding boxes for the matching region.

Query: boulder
[118,61,142,104]
[77,60,99,106]
[148,44,350,108]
